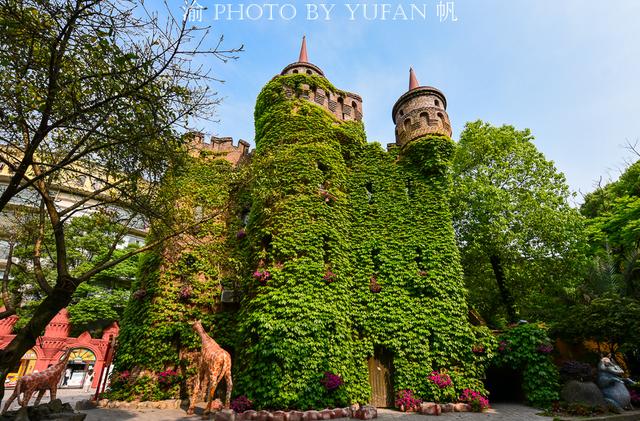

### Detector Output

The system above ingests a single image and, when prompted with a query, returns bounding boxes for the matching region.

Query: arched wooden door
[367,349,393,407]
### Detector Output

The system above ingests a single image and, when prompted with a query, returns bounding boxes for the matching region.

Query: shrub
[231,395,253,413]
[395,389,422,411]
[320,372,343,391]
[104,374,178,402]
[157,369,180,387]
[459,389,489,412]
[428,371,452,389]
[493,323,560,408]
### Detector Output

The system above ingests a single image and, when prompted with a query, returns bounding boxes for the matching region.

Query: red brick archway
[0,308,118,388]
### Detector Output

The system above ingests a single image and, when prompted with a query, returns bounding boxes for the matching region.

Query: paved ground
[1,387,95,412]
[2,390,550,420]
[79,405,550,421]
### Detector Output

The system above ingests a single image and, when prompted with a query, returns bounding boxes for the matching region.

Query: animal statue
[187,320,233,415]
[2,348,72,414]
[597,355,636,413]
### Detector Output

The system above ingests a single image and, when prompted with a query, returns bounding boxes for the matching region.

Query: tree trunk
[0,280,75,402]
[489,254,518,323]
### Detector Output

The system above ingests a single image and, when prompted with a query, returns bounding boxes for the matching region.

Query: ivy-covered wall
[115,156,240,373]
[114,73,487,408]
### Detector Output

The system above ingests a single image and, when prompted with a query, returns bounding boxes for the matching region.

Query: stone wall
[189,134,251,166]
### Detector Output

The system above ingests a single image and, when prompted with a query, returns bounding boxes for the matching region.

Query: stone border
[95,398,184,410]
[90,400,475,418]
[417,402,472,415]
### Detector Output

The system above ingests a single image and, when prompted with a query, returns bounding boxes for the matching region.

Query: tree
[5,212,138,334]
[554,158,640,364]
[581,159,640,297]
[0,0,241,400]
[451,120,586,325]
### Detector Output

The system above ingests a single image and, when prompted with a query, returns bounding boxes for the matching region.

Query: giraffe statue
[187,320,233,415]
[2,348,72,414]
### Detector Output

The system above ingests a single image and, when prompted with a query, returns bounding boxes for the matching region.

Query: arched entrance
[484,365,525,403]
[60,348,96,388]
[5,349,37,387]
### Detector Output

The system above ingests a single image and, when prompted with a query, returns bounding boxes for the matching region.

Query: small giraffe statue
[2,347,72,414]
[187,320,233,415]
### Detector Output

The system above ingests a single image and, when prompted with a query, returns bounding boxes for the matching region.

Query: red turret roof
[299,36,308,63]
[409,67,420,90]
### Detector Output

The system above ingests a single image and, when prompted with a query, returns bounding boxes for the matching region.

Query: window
[352,101,357,110]
[399,109,404,117]
[404,118,412,130]
[434,99,440,107]
[306,69,312,75]
[0,240,10,260]
[406,178,414,198]
[365,181,374,204]
[420,112,430,126]
[292,69,298,74]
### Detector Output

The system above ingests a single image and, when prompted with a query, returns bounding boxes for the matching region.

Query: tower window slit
[365,181,374,204]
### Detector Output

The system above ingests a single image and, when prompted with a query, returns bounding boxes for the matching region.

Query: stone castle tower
[116,37,484,410]
[393,67,452,146]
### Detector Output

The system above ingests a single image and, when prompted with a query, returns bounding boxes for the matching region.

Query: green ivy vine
[115,73,489,409]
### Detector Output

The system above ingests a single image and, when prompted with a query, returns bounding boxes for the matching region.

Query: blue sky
[157,0,640,200]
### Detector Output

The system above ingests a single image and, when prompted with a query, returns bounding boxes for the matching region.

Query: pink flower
[321,372,343,391]
[253,270,271,286]
[428,371,452,389]
[395,389,422,411]
[459,389,489,412]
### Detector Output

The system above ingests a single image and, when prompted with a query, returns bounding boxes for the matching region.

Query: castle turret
[280,36,325,77]
[277,36,363,122]
[392,68,452,147]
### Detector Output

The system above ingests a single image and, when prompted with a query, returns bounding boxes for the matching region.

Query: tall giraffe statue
[187,320,233,415]
[2,348,72,414]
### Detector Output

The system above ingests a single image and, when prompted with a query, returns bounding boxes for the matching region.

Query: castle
[115,37,486,409]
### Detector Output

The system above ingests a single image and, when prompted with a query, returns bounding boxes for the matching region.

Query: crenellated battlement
[394,105,452,147]
[189,133,251,166]
[283,83,363,122]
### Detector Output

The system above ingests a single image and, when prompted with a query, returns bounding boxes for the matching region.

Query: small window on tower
[352,101,357,110]
[437,112,445,121]
[406,178,414,199]
[365,181,374,204]
[404,118,412,130]
[435,99,440,107]
[399,109,404,117]
[293,69,299,74]
[306,69,312,75]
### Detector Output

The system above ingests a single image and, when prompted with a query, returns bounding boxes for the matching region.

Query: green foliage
[114,157,239,373]
[67,283,130,336]
[8,213,138,333]
[233,74,484,409]
[554,160,640,354]
[117,74,487,408]
[452,120,587,325]
[493,323,560,408]
[555,293,640,354]
[104,373,180,402]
